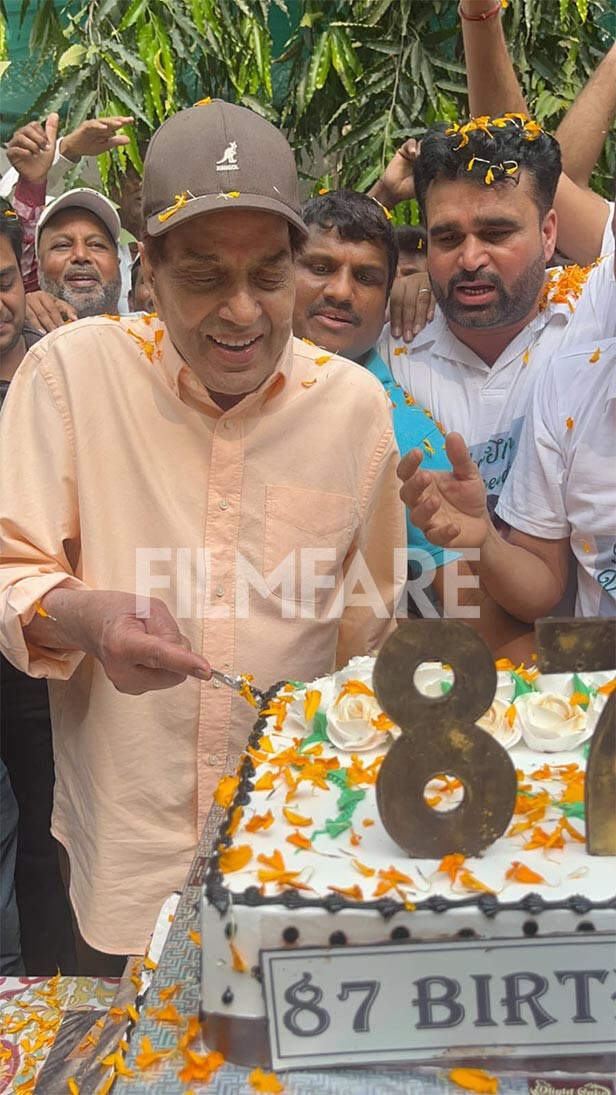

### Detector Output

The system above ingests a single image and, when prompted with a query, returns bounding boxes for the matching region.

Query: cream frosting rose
[476,698,521,749]
[325,690,385,752]
[494,671,516,705]
[514,692,591,752]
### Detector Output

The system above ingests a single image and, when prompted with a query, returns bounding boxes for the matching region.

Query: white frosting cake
[201,656,615,1027]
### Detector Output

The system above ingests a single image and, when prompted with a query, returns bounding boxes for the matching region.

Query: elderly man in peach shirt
[0,102,405,973]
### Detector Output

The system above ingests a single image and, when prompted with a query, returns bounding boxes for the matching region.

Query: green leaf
[100,51,131,86]
[58,43,87,73]
[252,23,273,98]
[574,0,589,20]
[0,59,10,80]
[420,55,438,110]
[365,0,396,24]
[305,30,331,108]
[96,0,121,21]
[239,94,278,123]
[67,88,97,132]
[300,10,325,29]
[330,29,356,97]
[314,31,332,90]
[118,0,146,32]
[98,150,112,191]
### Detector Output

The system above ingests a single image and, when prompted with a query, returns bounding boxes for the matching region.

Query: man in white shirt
[397,205,616,621]
[379,116,614,516]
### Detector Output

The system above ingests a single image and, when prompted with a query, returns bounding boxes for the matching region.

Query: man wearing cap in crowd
[35,188,122,319]
[0,101,405,973]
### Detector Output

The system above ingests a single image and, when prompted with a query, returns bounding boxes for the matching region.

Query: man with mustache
[378,116,614,518]
[35,189,122,320]
[293,189,458,611]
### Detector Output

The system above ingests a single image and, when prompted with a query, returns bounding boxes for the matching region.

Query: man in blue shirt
[293,190,454,600]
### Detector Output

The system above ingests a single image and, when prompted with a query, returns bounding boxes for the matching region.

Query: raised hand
[7,113,59,183]
[369,138,419,209]
[398,432,490,548]
[59,116,134,162]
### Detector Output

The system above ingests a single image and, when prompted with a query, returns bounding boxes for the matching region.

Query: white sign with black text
[261,935,616,1070]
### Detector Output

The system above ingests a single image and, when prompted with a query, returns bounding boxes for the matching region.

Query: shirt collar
[155,320,293,417]
[409,300,570,371]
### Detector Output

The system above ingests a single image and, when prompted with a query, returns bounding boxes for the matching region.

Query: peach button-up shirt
[0,315,405,954]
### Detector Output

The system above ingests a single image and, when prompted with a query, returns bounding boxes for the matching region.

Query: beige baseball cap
[35,188,121,256]
[142,99,307,238]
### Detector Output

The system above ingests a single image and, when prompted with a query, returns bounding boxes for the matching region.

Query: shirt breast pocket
[262,485,357,607]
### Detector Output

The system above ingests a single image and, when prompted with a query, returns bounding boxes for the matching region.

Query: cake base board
[205,1012,616,1075]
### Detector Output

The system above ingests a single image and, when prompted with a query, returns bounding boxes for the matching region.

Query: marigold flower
[589,346,601,362]
[393,346,407,355]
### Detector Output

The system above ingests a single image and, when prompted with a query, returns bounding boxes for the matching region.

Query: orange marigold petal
[505,860,546,884]
[449,1067,499,1093]
[214,774,239,808]
[245,810,274,832]
[219,844,253,873]
[249,1067,285,1093]
[282,807,313,826]
[286,831,312,850]
[230,942,248,972]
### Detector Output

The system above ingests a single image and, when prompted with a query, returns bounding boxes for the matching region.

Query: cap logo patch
[216,140,238,171]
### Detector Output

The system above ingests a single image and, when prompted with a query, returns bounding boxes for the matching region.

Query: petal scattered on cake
[219,845,253,873]
[245,810,274,833]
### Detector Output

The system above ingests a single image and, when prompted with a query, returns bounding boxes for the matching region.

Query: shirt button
[215,584,224,597]
[212,678,222,688]
[209,754,218,766]
[219,498,229,510]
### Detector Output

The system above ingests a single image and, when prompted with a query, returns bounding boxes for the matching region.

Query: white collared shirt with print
[381,259,615,514]
[497,338,616,617]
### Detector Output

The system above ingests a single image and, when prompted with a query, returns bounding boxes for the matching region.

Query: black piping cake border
[203,681,616,921]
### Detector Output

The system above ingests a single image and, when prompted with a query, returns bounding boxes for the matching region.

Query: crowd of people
[0,0,614,978]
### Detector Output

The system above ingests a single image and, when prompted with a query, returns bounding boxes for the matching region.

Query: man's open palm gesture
[398,432,490,548]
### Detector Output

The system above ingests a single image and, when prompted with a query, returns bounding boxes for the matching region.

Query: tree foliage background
[3,0,615,211]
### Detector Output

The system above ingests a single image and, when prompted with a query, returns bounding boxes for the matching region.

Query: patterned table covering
[0,974,119,1093]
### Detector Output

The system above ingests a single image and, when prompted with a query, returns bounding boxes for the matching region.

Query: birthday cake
[201,647,615,1063]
